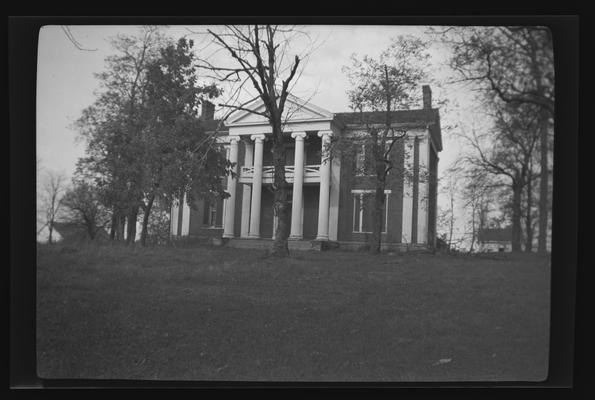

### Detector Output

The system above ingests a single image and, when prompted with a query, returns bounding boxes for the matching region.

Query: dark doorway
[303,185,319,240]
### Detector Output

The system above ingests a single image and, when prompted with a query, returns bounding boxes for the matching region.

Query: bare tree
[458,103,541,252]
[199,25,316,257]
[460,166,501,253]
[38,170,68,244]
[60,26,98,51]
[431,26,554,252]
[437,169,460,251]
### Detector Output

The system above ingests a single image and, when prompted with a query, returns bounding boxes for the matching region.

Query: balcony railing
[239,165,321,184]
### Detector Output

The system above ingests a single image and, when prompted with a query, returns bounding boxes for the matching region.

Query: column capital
[229,135,240,144]
[291,131,307,140]
[250,134,266,142]
[317,130,333,139]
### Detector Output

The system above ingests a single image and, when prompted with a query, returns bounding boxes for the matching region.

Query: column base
[222,233,235,239]
[247,234,261,239]
[289,235,304,240]
[315,235,329,241]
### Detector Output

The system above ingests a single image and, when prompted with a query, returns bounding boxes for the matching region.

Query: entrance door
[302,185,319,240]
[260,187,274,239]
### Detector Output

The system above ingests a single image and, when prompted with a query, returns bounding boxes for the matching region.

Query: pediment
[226,94,334,126]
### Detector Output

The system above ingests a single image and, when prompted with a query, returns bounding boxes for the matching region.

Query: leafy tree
[341,35,431,253]
[138,37,229,246]
[62,180,110,240]
[143,197,172,246]
[74,26,168,244]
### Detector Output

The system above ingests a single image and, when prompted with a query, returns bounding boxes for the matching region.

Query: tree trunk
[116,215,124,241]
[84,215,96,240]
[448,189,455,250]
[525,170,534,252]
[511,181,523,252]
[469,204,476,254]
[369,66,391,255]
[537,110,549,252]
[109,211,117,240]
[271,124,290,257]
[126,206,138,245]
[48,223,53,245]
[370,186,385,254]
[140,193,155,247]
[370,138,386,255]
[117,215,125,241]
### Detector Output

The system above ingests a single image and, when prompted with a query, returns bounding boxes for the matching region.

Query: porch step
[226,238,328,251]
[336,241,430,253]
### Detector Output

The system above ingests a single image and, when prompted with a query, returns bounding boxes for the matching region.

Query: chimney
[422,85,432,109]
[201,100,215,121]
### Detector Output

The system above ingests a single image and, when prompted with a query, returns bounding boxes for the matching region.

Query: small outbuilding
[477,227,513,252]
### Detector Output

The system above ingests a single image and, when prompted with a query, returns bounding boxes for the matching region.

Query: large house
[171,85,442,250]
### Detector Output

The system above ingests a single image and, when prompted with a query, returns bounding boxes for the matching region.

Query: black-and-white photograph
[28,22,563,383]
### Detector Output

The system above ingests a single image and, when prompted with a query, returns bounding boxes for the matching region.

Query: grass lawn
[36,243,551,382]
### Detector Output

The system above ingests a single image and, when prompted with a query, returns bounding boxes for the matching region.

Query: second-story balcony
[239,165,321,184]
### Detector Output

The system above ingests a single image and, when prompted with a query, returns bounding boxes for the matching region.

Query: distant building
[171,86,442,251]
[477,227,513,252]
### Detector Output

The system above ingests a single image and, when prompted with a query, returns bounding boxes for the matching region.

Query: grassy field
[36,243,551,382]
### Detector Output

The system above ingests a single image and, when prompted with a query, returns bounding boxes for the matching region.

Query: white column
[417,135,429,244]
[249,134,265,238]
[328,148,342,241]
[223,136,240,238]
[240,140,253,238]
[290,131,307,239]
[402,136,414,244]
[170,202,179,236]
[181,192,190,236]
[301,191,304,234]
[316,131,333,241]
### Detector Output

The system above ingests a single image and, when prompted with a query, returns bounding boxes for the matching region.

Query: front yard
[36,243,551,382]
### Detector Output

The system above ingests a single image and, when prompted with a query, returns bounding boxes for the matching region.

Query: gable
[226,94,334,126]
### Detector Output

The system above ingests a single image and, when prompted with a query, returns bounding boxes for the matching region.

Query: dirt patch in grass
[36,243,551,382]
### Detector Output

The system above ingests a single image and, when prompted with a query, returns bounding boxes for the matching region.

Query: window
[355,142,394,176]
[352,190,390,233]
[208,206,217,227]
[203,197,223,228]
[355,144,366,176]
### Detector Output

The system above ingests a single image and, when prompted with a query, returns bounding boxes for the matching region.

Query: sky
[37,24,479,243]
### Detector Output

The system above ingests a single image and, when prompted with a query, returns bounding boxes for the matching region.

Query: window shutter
[202,199,210,226]
[353,194,361,232]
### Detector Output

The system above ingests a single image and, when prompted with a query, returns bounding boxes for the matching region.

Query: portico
[221,95,342,242]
